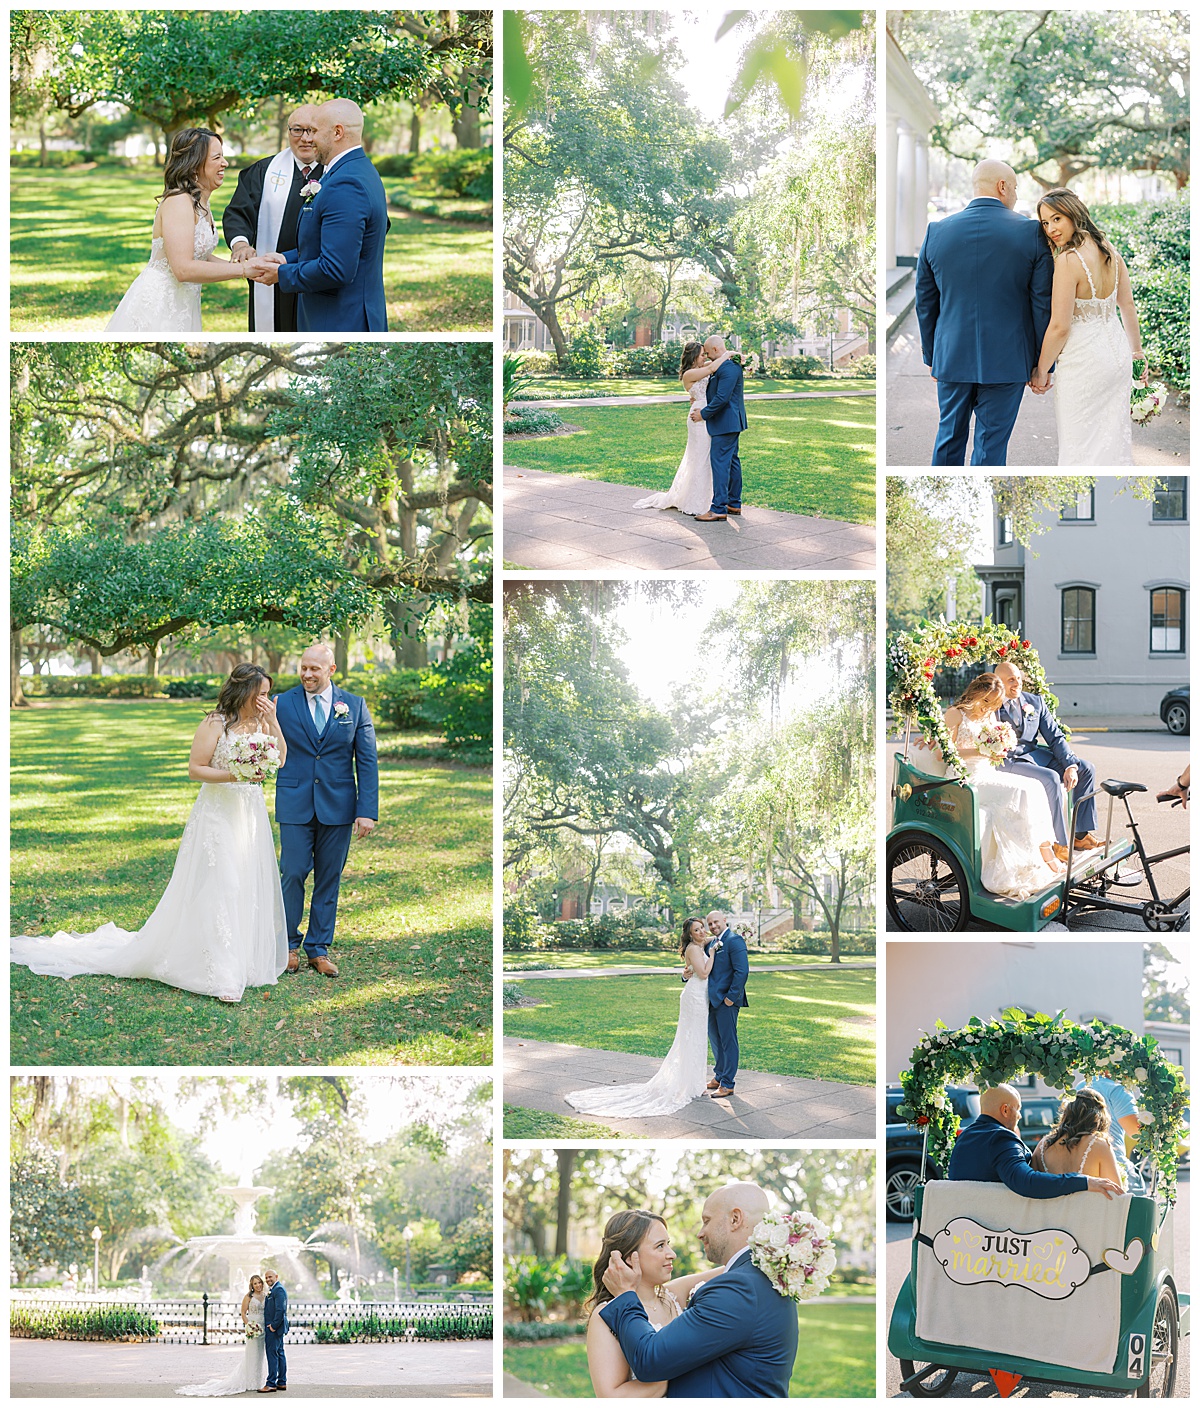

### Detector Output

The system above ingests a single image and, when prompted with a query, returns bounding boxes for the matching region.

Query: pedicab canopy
[887,619,1064,780]
[896,1009,1189,1201]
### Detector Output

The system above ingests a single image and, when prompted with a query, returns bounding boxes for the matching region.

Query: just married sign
[930,1217,1092,1300]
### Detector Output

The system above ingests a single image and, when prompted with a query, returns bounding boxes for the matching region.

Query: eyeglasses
[288,126,317,137]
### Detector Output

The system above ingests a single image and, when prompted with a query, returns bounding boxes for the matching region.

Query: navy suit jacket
[946,1114,1088,1198]
[274,686,379,827]
[915,198,1053,384]
[999,691,1078,770]
[599,1254,797,1397]
[265,1281,289,1335]
[707,928,749,1009]
[699,359,748,436]
[277,147,389,332]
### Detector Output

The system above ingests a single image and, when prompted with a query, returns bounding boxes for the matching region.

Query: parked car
[1015,1094,1063,1150]
[885,1083,980,1222]
[1160,685,1189,735]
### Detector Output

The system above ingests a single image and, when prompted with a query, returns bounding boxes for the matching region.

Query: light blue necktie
[313,696,326,734]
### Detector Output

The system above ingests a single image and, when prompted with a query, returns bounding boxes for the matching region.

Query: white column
[896,123,916,260]
[885,115,899,269]
[912,137,930,257]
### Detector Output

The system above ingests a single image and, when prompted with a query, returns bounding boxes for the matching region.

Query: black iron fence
[11,1295,493,1344]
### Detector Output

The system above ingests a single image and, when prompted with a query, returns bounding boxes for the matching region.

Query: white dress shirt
[307,684,334,733]
[322,144,363,177]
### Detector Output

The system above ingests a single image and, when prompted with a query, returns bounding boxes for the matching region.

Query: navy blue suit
[599,1253,797,1397]
[915,198,1053,465]
[946,1114,1088,1198]
[998,691,1095,843]
[263,1280,289,1388]
[707,927,749,1090]
[274,686,379,958]
[699,359,747,514]
[276,147,389,332]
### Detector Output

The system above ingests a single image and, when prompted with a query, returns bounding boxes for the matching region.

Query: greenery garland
[896,1009,1189,1201]
[887,618,1063,780]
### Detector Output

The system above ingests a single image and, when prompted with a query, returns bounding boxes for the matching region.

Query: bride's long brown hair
[954,672,1003,718]
[1037,188,1115,267]
[159,127,219,216]
[208,663,273,730]
[585,1209,667,1313]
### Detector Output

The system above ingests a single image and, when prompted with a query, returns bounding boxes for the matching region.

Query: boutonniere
[1021,701,1035,717]
[710,938,724,953]
[333,700,351,722]
[301,179,322,204]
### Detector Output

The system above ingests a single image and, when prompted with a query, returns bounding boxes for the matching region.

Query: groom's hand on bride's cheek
[603,1250,641,1296]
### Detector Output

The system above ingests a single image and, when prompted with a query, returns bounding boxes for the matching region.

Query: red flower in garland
[915,1116,930,1127]
[997,645,1008,656]
[1022,639,1030,649]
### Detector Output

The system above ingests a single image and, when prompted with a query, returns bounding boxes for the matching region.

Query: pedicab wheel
[1135,1283,1179,1398]
[887,836,971,931]
[898,1360,959,1397]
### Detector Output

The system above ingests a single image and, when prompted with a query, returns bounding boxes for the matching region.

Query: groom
[705,912,749,1098]
[260,1269,289,1393]
[600,1182,798,1396]
[691,336,747,521]
[915,158,1054,465]
[249,99,389,331]
[274,644,379,977]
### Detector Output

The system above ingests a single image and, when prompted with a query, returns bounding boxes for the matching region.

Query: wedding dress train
[1053,250,1133,466]
[633,375,714,514]
[11,726,288,1001]
[106,219,218,334]
[178,1293,268,1396]
[565,973,710,1118]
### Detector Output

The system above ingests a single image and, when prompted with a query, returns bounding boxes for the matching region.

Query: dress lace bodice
[147,218,218,271]
[688,374,711,406]
[245,1294,266,1330]
[1069,248,1119,324]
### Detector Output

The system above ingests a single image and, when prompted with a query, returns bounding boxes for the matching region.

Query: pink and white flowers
[300,179,322,204]
[227,732,283,785]
[747,1209,837,1302]
[1131,381,1168,424]
[976,719,1017,765]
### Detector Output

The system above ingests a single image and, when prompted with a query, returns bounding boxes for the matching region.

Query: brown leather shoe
[706,1079,720,1090]
[712,1086,735,1098]
[309,956,339,977]
[693,512,727,521]
[1052,843,1069,862]
[286,950,301,974]
[1073,832,1102,851]
[725,507,742,516]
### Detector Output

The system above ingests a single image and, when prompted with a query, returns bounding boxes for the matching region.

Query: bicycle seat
[1101,779,1148,799]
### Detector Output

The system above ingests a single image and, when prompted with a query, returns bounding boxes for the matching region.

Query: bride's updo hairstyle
[678,342,703,380]
[953,672,1003,718]
[1037,188,1115,267]
[210,663,273,728]
[586,1209,668,1312]
[1042,1087,1110,1152]
[160,127,220,214]
[678,916,704,958]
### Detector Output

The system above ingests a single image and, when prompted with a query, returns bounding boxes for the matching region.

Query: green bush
[564,324,607,378]
[373,152,416,179]
[421,641,492,751]
[505,408,565,436]
[312,1309,492,1343]
[11,1305,161,1340]
[510,349,558,376]
[505,1256,561,1321]
[840,353,876,377]
[389,189,493,223]
[10,149,87,169]
[505,1320,588,1342]
[503,902,551,951]
[765,354,827,379]
[410,148,492,198]
[612,342,684,377]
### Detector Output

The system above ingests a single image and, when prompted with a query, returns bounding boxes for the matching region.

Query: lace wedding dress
[106,218,218,333]
[565,974,710,1118]
[11,723,288,1001]
[910,713,1060,901]
[1053,249,1133,466]
[178,1294,268,1396]
[633,376,714,514]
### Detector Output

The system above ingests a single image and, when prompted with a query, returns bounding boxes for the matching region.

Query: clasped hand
[1028,367,1052,395]
[243,252,286,285]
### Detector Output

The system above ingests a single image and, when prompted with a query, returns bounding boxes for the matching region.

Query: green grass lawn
[10,167,492,332]
[521,376,876,398]
[503,970,874,1084]
[504,401,875,521]
[503,951,865,971]
[10,699,491,1066]
[502,1105,644,1140]
[504,1301,875,1396]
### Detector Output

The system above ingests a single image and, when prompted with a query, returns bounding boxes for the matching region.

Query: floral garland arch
[896,1009,1189,1200]
[887,618,1065,779]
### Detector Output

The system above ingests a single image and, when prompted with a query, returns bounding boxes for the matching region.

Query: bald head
[313,99,365,163]
[980,1083,1023,1130]
[706,910,726,936]
[699,1183,770,1265]
[702,335,727,357]
[994,660,1022,699]
[972,158,1018,209]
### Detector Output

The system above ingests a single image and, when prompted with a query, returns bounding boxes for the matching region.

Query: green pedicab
[888,1012,1190,1398]
[886,623,1189,932]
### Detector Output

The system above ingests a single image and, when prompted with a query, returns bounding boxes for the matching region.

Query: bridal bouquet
[976,719,1017,765]
[1131,381,1169,425]
[245,1323,263,1342]
[747,1209,837,1302]
[227,732,283,784]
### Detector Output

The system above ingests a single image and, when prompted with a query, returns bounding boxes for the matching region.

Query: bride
[585,1209,722,1397]
[107,128,250,333]
[633,344,733,515]
[565,920,713,1119]
[1032,189,1145,466]
[11,664,289,1003]
[179,1274,268,1397]
[912,673,1064,901]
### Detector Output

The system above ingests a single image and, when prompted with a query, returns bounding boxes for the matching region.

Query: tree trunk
[38,119,48,168]
[275,95,287,153]
[335,634,350,676]
[88,648,102,675]
[145,642,159,677]
[11,630,28,707]
[452,94,481,149]
[409,107,421,154]
[554,1150,577,1257]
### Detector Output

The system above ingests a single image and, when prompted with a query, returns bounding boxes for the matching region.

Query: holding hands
[244,252,287,285]
[1028,366,1052,395]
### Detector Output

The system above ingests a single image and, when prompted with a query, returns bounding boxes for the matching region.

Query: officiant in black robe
[222,105,323,333]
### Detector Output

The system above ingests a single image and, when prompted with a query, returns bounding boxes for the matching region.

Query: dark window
[1152,477,1187,520]
[1061,587,1095,654]
[1150,588,1185,653]
[998,515,1013,545]
[1060,489,1094,521]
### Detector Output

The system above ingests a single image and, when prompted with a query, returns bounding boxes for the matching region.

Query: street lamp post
[403,1225,415,1298]
[91,1227,102,1295]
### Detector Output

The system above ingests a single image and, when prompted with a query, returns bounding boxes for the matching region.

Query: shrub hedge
[504,407,565,436]
[504,1320,587,1342]
[410,148,492,198]
[12,1305,161,1340]
[313,1309,492,1342]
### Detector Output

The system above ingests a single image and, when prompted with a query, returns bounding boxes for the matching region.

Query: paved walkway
[9,1339,492,1398]
[505,961,876,981]
[517,389,876,409]
[503,1037,874,1140]
[503,467,876,571]
[886,307,1190,466]
[504,1372,546,1397]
